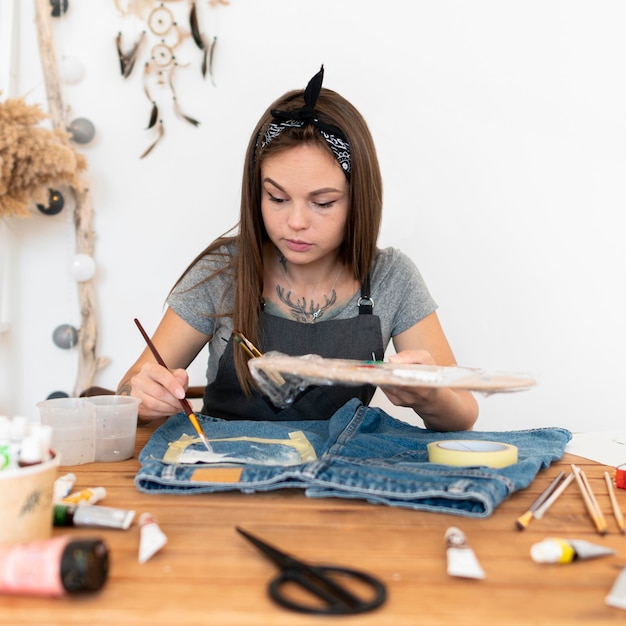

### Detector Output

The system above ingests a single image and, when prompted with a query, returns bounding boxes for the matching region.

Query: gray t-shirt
[168,243,437,385]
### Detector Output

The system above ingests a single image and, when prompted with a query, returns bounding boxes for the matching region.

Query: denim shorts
[135,398,571,518]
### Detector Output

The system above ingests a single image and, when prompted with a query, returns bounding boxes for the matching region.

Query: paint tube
[138,512,167,563]
[445,527,486,579]
[53,504,135,530]
[606,566,626,609]
[53,473,77,502]
[61,486,106,506]
[0,535,109,597]
[531,538,616,564]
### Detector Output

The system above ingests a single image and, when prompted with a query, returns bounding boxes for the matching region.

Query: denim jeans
[135,399,571,518]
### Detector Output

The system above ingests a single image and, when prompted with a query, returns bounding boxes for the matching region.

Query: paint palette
[248,353,536,405]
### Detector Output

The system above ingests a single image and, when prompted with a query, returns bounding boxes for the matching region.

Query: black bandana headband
[256,65,351,177]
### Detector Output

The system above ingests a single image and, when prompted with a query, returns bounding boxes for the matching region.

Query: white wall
[1,0,624,433]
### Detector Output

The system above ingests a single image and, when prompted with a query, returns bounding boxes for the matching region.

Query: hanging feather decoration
[115,32,126,76]
[189,2,204,50]
[190,1,209,79]
[114,0,227,157]
[208,35,217,86]
[116,30,145,78]
[143,63,159,129]
[140,119,165,159]
[169,65,200,127]
[146,100,158,130]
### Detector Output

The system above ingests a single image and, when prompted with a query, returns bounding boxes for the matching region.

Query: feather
[116,31,145,78]
[201,46,208,78]
[140,120,164,159]
[143,64,156,128]
[146,101,158,129]
[189,2,205,50]
[123,31,145,78]
[169,66,200,127]
[208,36,218,86]
[173,97,200,127]
[116,32,126,76]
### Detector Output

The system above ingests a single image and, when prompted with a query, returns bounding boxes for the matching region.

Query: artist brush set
[516,464,625,535]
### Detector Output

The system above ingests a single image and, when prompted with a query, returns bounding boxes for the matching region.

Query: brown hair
[174,85,383,392]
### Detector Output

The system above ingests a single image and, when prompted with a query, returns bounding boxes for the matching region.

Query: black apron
[202,281,384,420]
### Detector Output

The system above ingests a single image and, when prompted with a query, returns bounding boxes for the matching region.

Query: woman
[118,66,478,431]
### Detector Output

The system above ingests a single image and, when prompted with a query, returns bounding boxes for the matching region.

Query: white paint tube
[445,527,486,579]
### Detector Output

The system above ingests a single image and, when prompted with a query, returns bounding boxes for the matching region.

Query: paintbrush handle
[572,464,607,535]
[134,318,193,416]
[134,318,167,366]
[134,318,212,453]
[515,470,565,530]
[533,472,574,519]
[605,471,625,533]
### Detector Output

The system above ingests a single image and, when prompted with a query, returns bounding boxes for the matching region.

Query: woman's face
[261,143,349,268]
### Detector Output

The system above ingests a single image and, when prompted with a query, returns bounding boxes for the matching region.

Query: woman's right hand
[125,361,190,421]
[117,308,209,422]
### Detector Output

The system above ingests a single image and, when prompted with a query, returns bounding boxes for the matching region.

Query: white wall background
[1,0,624,433]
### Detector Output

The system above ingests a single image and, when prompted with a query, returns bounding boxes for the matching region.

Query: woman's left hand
[380,349,441,413]
[379,345,478,431]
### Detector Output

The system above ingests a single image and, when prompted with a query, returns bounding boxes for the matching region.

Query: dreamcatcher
[114,0,229,157]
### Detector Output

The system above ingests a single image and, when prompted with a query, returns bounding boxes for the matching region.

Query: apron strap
[358,273,373,315]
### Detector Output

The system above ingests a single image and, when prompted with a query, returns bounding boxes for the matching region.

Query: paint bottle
[31,423,53,462]
[531,538,616,564]
[17,435,43,467]
[0,535,109,596]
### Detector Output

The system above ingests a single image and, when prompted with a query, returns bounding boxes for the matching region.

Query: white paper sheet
[566,431,626,467]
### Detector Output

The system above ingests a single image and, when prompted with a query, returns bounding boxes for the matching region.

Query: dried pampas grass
[0,96,87,218]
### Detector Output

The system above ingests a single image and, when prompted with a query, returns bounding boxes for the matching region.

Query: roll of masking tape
[427,440,518,468]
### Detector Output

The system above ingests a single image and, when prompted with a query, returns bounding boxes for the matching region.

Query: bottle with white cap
[18,435,43,467]
[31,423,53,462]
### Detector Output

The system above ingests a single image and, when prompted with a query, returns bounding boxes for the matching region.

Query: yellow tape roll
[427,440,518,468]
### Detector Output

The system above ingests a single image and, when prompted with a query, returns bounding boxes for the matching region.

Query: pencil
[605,471,626,534]
[134,318,212,453]
[515,471,566,530]
[533,472,574,519]
[572,464,608,535]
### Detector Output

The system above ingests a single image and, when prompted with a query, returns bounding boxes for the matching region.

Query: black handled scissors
[236,527,387,615]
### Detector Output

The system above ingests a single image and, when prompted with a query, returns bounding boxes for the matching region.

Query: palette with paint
[248,352,536,408]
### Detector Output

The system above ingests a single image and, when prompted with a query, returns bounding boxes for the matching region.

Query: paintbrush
[515,470,566,530]
[134,318,212,453]
[232,330,263,358]
[232,330,285,387]
[533,472,575,519]
[572,464,608,535]
[605,471,626,534]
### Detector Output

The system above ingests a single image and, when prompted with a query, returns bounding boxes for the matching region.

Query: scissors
[236,527,387,615]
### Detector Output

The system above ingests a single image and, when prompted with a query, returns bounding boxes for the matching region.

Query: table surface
[3,423,626,626]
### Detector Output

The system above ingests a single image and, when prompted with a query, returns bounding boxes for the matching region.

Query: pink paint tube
[0,535,109,596]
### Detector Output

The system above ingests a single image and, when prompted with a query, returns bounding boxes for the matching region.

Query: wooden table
[3,423,626,626]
